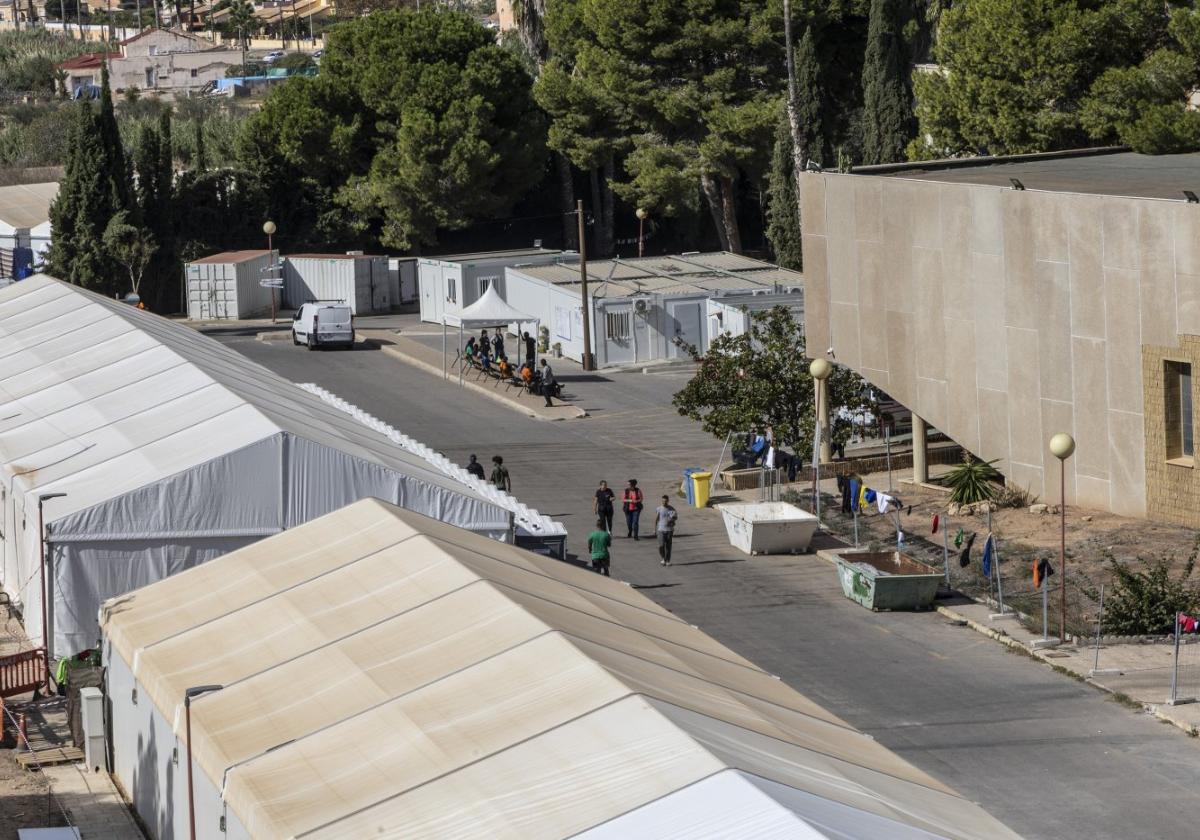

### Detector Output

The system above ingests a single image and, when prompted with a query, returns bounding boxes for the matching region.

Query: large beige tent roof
[0,181,58,230]
[103,498,1017,840]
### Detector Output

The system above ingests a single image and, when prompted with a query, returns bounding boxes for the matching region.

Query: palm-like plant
[944,454,1003,505]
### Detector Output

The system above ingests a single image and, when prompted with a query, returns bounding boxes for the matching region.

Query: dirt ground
[0,747,62,837]
[791,466,1200,629]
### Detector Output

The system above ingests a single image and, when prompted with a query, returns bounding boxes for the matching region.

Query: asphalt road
[217,331,1200,840]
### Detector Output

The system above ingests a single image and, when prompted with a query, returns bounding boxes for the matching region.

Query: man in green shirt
[587,518,612,576]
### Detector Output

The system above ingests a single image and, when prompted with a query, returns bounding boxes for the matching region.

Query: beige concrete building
[106,28,241,95]
[801,150,1200,525]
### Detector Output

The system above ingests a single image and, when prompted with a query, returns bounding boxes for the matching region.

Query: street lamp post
[263,220,277,325]
[1050,432,1075,643]
[635,208,647,258]
[809,358,833,522]
[185,684,224,840]
[37,493,67,689]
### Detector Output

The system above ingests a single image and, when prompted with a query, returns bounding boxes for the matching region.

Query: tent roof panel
[0,182,58,230]
[0,276,501,522]
[104,500,1019,840]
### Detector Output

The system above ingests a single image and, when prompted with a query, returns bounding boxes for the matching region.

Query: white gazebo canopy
[444,284,537,329]
[441,285,539,384]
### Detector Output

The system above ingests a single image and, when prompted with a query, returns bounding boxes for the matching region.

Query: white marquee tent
[0,276,513,657]
[102,498,1020,840]
[441,284,539,385]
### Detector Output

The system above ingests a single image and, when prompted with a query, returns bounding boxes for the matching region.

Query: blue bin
[682,468,701,505]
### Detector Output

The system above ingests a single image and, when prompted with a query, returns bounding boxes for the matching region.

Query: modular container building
[185,249,277,320]
[283,253,391,314]
[418,247,563,325]
[0,182,57,281]
[503,253,804,368]
[389,257,418,305]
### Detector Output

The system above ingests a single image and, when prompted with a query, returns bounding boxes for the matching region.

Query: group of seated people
[463,329,559,397]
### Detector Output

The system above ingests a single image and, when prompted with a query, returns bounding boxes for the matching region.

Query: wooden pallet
[16,746,83,768]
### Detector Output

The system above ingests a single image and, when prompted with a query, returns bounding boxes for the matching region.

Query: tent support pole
[459,323,464,387]
[442,320,447,380]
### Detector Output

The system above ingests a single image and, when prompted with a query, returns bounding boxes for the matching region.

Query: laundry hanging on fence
[1179,613,1200,634]
[932,514,940,534]
[958,532,977,567]
[1033,558,1054,588]
[865,488,877,505]
[981,534,995,578]
[841,482,852,514]
[878,494,896,515]
[954,527,965,549]
[849,479,861,512]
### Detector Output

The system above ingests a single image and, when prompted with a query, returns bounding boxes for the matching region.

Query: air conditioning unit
[786,286,803,294]
[634,298,650,313]
[751,289,768,296]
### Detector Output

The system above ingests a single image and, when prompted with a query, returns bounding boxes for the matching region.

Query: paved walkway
[41,763,143,840]
[939,600,1200,735]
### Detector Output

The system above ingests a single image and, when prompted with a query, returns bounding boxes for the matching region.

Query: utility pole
[576,200,594,371]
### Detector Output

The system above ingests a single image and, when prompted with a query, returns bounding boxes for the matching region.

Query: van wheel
[307,334,317,351]
[292,331,300,346]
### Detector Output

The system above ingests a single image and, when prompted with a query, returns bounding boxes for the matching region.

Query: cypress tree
[96,63,133,214]
[861,0,915,165]
[794,26,825,166]
[193,119,207,173]
[766,112,802,270]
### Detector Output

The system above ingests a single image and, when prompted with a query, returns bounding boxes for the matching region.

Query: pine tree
[193,119,207,172]
[766,114,802,270]
[861,0,915,165]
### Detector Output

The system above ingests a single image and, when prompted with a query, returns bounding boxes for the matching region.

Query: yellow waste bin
[691,471,712,508]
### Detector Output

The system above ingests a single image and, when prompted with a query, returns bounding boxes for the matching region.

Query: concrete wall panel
[1032,191,1069,264]
[801,234,831,354]
[799,176,827,237]
[1138,202,1178,349]
[972,252,1008,391]
[885,312,916,407]
[1067,195,1106,341]
[853,178,883,243]
[917,376,949,433]
[1177,272,1200,337]
[944,317,980,453]
[881,181,915,314]
[913,248,947,381]
[1002,196,1039,331]
[1108,410,1147,516]
[830,302,862,371]
[1103,267,1143,414]
[1040,398,1076,505]
[1173,204,1200,275]
[976,387,1009,466]
[970,188,1004,256]
[1035,260,1072,402]
[940,186,974,315]
[1005,326,1043,467]
[1071,336,1111,481]
[1102,198,1140,271]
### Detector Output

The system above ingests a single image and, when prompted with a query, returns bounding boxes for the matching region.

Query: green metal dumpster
[831,550,942,611]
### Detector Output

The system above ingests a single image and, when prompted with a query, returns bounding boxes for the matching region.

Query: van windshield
[321,306,352,325]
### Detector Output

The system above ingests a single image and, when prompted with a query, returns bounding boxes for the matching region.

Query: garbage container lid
[692,471,712,479]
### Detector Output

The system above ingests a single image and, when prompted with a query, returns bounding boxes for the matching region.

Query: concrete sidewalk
[361,330,588,421]
[938,599,1200,735]
[41,763,143,840]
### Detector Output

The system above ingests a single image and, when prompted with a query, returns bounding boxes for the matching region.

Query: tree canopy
[672,306,873,453]
[910,0,1200,157]
[240,10,546,251]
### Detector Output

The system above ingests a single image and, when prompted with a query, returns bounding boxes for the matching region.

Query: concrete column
[912,414,929,484]
[816,378,832,463]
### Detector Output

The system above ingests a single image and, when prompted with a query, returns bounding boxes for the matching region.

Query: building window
[447,277,456,303]
[478,277,491,295]
[190,68,198,78]
[1165,361,1194,462]
[605,310,631,341]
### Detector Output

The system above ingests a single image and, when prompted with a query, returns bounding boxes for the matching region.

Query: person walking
[523,331,536,366]
[587,518,612,576]
[622,479,644,539]
[594,480,615,532]
[490,455,511,492]
[539,358,556,407]
[465,453,485,480]
[655,495,678,566]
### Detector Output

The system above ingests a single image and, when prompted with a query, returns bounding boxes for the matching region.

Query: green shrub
[944,455,1002,505]
[1100,542,1200,636]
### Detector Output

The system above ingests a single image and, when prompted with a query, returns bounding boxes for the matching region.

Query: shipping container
[185,250,277,320]
[283,253,390,314]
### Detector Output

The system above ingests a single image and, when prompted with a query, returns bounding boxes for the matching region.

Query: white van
[292,302,355,350]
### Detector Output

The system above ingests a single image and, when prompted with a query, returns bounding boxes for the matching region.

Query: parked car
[292,302,355,350]
[263,50,285,64]
[312,49,323,60]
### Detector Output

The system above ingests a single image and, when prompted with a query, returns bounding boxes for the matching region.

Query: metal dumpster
[831,550,942,611]
[716,502,818,555]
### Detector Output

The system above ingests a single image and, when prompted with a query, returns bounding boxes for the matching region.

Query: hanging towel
[954,527,965,548]
[865,488,877,505]
[1033,558,1055,588]
[1179,613,1200,634]
[906,505,912,516]
[932,514,940,534]
[849,479,861,512]
[958,532,976,567]
[858,483,868,510]
[841,481,852,514]
[981,534,995,578]
[878,493,895,515]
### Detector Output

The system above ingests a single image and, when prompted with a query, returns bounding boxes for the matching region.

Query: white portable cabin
[101,497,1021,840]
[504,253,805,368]
[282,253,391,314]
[707,286,806,341]
[0,276,514,658]
[418,247,563,325]
[0,182,57,280]
[389,256,418,305]
[184,250,277,320]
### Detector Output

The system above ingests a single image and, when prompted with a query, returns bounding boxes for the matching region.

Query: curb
[376,342,588,422]
[936,603,1200,737]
